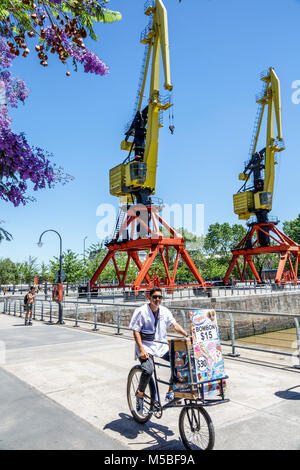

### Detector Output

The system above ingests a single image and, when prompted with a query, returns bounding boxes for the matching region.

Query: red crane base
[89,204,206,294]
[224,222,300,285]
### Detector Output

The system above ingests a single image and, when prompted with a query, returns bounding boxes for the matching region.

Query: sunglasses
[151,295,162,300]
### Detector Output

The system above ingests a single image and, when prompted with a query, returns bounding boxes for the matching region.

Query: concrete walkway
[0,313,299,450]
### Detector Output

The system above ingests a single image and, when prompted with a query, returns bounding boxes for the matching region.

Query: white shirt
[129,303,176,358]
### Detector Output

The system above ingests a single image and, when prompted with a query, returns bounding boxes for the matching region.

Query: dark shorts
[25,304,33,312]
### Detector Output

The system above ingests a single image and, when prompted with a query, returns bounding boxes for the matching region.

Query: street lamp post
[37,229,64,324]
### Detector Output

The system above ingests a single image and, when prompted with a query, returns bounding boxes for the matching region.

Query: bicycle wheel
[127,365,155,424]
[179,405,215,450]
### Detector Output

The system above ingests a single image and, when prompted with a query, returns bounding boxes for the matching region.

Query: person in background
[24,286,35,326]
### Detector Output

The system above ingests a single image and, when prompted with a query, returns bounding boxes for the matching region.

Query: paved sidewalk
[0,368,126,450]
[0,314,299,450]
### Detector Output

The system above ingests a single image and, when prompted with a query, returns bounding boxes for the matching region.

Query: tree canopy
[0,1,121,75]
[0,1,121,209]
[283,214,300,245]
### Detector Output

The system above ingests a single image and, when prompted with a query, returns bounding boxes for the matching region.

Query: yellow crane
[109,0,173,206]
[89,0,206,293]
[224,67,300,286]
[233,67,285,225]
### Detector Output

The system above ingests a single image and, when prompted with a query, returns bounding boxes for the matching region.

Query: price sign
[189,309,225,386]
[196,356,207,372]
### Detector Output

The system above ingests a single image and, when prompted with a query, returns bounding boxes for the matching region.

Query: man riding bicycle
[129,287,189,415]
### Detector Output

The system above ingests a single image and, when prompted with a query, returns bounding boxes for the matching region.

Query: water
[236,327,298,352]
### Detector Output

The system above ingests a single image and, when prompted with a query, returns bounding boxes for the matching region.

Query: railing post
[19,300,22,317]
[116,307,122,335]
[293,317,300,369]
[92,305,98,331]
[74,302,79,327]
[40,301,44,321]
[13,300,16,317]
[49,301,54,324]
[225,313,240,357]
[87,281,91,303]
[180,309,186,331]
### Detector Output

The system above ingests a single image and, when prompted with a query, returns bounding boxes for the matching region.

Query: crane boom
[233,67,285,222]
[109,0,173,206]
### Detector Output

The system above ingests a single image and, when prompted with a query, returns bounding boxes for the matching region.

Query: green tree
[19,256,39,283]
[204,222,247,256]
[49,249,84,283]
[283,214,300,244]
[0,0,121,74]
[0,257,17,283]
[39,261,51,281]
[0,220,12,242]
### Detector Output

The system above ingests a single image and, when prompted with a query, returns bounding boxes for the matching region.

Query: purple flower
[0,34,70,206]
[44,27,109,76]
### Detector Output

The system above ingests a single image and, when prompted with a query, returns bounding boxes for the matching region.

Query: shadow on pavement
[275,385,300,400]
[103,412,185,450]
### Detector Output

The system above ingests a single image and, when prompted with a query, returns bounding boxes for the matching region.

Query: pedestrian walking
[24,286,35,326]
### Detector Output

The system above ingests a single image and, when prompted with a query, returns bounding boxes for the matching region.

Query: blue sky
[2,0,300,264]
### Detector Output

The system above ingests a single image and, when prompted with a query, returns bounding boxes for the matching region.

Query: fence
[2,281,300,303]
[1,298,300,369]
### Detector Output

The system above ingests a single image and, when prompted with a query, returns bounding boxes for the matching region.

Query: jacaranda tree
[0,1,121,210]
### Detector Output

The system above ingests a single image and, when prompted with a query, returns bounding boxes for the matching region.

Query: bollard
[74,302,79,328]
[293,318,300,370]
[225,313,240,357]
[92,305,98,331]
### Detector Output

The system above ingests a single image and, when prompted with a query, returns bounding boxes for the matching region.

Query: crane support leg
[224,222,300,286]
[89,205,206,294]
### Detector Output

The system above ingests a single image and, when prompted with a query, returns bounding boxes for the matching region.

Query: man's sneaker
[165,391,175,402]
[136,396,146,416]
[28,320,32,326]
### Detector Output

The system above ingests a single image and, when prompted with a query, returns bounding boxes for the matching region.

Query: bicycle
[127,357,229,450]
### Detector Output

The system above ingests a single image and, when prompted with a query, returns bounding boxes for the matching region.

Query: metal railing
[1,281,300,304]
[1,298,300,369]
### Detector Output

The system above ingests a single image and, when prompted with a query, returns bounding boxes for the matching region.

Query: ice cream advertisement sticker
[189,309,225,384]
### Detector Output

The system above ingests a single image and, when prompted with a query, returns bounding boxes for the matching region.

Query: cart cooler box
[169,338,198,399]
[169,309,227,399]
